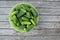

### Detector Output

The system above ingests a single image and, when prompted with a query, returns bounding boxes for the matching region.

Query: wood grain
[1,1,60,8]
[0,36,60,40]
[0,36,24,40]
[24,36,60,40]
[0,1,40,7]
[0,28,60,36]
[1,1,60,40]
[26,0,60,2]
[0,0,60,2]
[1,8,60,16]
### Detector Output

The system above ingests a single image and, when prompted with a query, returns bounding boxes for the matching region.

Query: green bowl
[9,2,38,32]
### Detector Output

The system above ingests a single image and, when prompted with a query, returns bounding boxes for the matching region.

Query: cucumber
[30,8,38,17]
[21,21,31,25]
[30,19,35,25]
[22,17,28,21]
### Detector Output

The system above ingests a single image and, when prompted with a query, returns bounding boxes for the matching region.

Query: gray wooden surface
[1,0,60,40]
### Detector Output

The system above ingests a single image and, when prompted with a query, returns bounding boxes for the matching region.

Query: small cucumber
[21,21,31,25]
[30,19,35,25]
[22,17,28,21]
[30,8,38,17]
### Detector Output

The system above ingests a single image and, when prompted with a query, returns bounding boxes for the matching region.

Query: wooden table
[0,0,60,40]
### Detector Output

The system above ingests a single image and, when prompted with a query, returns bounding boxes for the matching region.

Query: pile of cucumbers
[9,2,38,32]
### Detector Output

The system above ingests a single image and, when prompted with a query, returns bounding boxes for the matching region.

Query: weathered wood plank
[27,0,60,2]
[47,0,60,2]
[0,29,40,36]
[1,1,60,8]
[1,21,60,28]
[0,36,24,40]
[1,8,60,16]
[0,22,10,28]
[39,2,60,8]
[0,0,60,2]
[0,0,27,1]
[0,15,8,21]
[38,8,60,16]
[0,36,60,40]
[38,22,60,28]
[0,8,10,15]
[0,1,40,7]
[0,29,15,35]
[39,16,60,21]
[25,36,60,40]
[1,28,60,36]
[0,0,40,1]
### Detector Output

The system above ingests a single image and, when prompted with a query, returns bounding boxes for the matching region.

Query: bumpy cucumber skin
[9,2,38,32]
